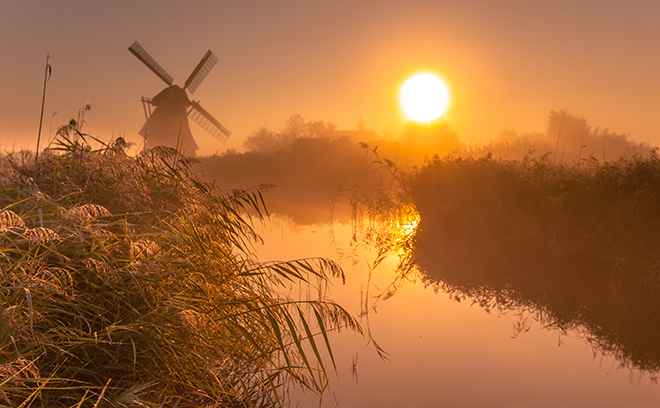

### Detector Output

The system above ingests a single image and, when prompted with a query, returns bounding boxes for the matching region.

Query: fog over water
[254,216,660,408]
[199,114,660,406]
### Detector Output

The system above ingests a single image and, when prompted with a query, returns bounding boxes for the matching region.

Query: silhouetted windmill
[128,41,231,156]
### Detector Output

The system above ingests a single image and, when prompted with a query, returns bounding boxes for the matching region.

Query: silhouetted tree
[547,110,591,162]
[357,117,367,131]
[468,111,651,162]
[547,110,649,162]
[243,114,337,153]
[243,126,279,154]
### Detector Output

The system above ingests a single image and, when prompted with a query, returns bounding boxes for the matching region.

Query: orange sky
[2,1,659,155]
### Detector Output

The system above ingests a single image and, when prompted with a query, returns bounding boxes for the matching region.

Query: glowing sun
[400,73,450,123]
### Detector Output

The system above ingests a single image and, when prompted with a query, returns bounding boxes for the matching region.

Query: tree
[547,110,591,162]
[243,126,279,154]
[244,115,337,153]
[546,110,649,162]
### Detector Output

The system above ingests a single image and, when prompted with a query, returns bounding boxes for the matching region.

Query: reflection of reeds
[406,152,660,376]
[0,130,360,406]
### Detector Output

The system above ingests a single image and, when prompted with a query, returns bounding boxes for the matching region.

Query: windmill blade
[187,100,231,143]
[128,41,174,86]
[183,50,219,94]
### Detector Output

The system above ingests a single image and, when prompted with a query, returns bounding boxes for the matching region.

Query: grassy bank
[406,152,660,373]
[0,128,360,407]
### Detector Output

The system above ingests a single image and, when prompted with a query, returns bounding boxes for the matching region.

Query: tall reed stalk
[34,53,51,175]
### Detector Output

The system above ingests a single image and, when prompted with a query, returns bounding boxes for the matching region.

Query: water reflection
[255,215,660,407]
[392,205,419,252]
[255,193,660,380]
[411,216,660,378]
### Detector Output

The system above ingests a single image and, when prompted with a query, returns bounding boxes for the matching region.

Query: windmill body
[128,41,231,157]
[140,86,198,155]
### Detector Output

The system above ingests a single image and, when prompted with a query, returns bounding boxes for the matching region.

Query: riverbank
[0,129,359,407]
[406,152,660,374]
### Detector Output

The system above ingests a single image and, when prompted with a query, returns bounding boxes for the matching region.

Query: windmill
[128,41,231,157]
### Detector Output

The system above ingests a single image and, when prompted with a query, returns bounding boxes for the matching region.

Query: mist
[196,110,652,223]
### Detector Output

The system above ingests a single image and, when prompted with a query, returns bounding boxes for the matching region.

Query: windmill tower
[128,41,231,157]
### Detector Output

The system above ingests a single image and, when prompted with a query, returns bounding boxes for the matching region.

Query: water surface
[252,216,659,407]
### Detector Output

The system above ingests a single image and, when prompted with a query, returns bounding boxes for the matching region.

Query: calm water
[253,215,660,408]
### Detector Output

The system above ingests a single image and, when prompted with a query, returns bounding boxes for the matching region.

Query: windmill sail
[128,41,174,86]
[188,100,231,143]
[183,50,219,94]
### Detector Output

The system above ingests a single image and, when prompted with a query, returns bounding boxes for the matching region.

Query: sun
[400,73,450,123]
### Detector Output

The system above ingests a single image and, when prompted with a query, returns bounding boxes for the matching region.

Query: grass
[0,122,360,407]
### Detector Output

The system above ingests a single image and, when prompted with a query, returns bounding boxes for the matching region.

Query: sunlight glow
[400,73,450,123]
[393,205,420,257]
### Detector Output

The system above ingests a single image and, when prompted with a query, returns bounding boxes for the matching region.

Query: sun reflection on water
[361,204,422,290]
[392,205,420,256]
[395,206,420,239]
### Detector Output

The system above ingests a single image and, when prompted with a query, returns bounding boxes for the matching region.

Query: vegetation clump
[408,151,660,374]
[0,124,360,407]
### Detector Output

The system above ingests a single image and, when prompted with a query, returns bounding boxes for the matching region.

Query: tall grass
[0,123,360,407]
[407,151,660,374]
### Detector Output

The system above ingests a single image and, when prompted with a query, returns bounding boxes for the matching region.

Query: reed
[405,151,660,374]
[0,126,360,407]
[350,142,660,374]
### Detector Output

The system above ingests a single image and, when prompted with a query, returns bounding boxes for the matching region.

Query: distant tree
[278,114,306,148]
[546,110,649,162]
[357,117,366,131]
[243,126,279,154]
[306,119,337,138]
[279,114,336,140]
[546,110,591,162]
[244,114,337,153]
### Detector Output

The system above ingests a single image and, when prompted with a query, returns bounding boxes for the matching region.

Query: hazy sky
[2,0,659,155]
